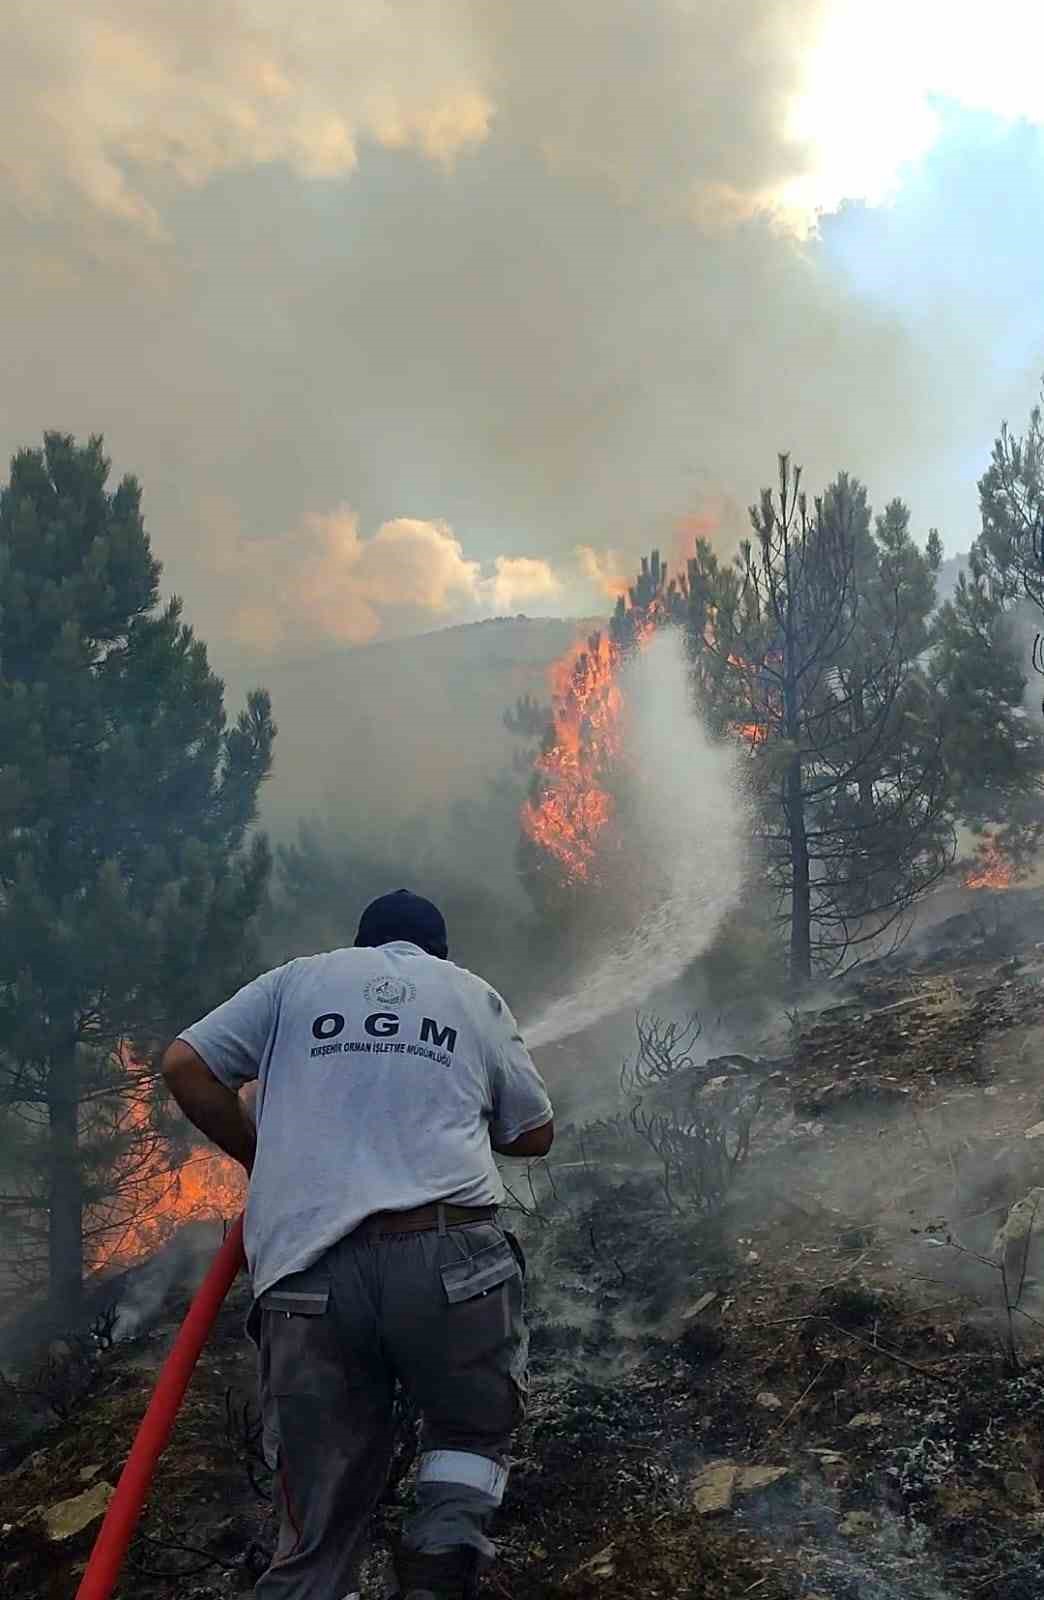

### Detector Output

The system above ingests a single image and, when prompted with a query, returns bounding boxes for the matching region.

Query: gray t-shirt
[179,940,553,1298]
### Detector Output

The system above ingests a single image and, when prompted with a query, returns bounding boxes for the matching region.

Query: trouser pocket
[440,1237,521,1368]
[260,1275,332,1399]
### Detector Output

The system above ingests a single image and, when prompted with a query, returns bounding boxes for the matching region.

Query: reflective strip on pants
[417,1450,508,1505]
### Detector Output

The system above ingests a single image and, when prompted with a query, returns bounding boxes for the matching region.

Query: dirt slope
[6,894,1044,1598]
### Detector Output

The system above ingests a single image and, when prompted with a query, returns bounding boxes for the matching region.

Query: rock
[692,1462,739,1515]
[1003,1471,1040,1508]
[41,1481,114,1542]
[737,1465,790,1495]
[847,1412,884,1430]
[810,1450,849,1490]
[692,1461,790,1514]
[991,1188,1044,1280]
[756,1391,783,1410]
[681,1291,718,1321]
[575,1544,615,1579]
[839,1511,877,1539]
[77,1464,103,1483]
[1024,1123,1044,1140]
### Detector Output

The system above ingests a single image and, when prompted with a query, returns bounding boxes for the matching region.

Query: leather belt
[356,1202,497,1237]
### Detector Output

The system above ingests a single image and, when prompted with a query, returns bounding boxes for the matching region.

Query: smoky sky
[2,2,1043,666]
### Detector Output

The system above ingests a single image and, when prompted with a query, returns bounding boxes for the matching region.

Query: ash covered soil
[8,893,1044,1597]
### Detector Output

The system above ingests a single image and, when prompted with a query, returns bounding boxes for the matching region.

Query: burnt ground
[7,891,1044,1598]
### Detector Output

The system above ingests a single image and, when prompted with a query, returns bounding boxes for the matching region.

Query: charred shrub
[817,1279,894,1329]
[0,1333,98,1424]
[621,1012,761,1218]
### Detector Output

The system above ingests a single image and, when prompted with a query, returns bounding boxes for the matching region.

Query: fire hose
[75,1212,247,1600]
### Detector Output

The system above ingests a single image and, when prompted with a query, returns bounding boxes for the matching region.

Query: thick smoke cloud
[3,2,820,233]
[1,0,1042,676]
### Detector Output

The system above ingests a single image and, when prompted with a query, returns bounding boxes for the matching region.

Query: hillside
[217,616,599,838]
[8,889,1044,1597]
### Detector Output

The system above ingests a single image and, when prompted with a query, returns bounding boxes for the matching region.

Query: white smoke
[525,629,751,1047]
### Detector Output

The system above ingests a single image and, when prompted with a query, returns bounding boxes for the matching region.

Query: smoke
[107,1223,226,1344]
[5,0,1043,690]
[205,503,562,649]
[526,630,750,1047]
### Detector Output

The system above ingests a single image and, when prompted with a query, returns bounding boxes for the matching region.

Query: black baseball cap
[354,889,449,960]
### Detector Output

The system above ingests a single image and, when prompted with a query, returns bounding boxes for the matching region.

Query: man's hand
[492,1119,554,1159]
[162,1039,257,1174]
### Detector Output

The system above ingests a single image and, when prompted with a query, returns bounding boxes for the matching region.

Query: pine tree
[0,434,274,1313]
[930,394,1044,866]
[682,459,952,983]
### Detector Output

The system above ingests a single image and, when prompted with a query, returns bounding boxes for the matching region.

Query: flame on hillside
[522,606,765,880]
[88,1067,246,1274]
[521,629,626,882]
[963,837,1014,892]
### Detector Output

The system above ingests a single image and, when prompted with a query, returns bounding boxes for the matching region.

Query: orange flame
[963,837,1014,892]
[522,607,774,880]
[724,653,768,750]
[521,630,625,882]
[87,1066,246,1274]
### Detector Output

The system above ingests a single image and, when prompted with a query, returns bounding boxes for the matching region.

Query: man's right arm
[162,1040,258,1172]
[492,1120,554,1159]
[486,990,554,1159]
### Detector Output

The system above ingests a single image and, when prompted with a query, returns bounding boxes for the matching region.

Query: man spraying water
[162,889,554,1600]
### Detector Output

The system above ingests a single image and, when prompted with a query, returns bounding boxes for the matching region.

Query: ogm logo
[363,976,417,1008]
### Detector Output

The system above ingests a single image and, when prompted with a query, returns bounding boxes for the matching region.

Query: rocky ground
[6,888,1044,1598]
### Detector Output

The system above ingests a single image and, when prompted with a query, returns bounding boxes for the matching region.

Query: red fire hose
[75,1213,247,1600]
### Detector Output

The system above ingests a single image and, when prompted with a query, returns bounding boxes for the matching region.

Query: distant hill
[218,615,598,837]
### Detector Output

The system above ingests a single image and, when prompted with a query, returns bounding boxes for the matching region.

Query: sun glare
[784,0,1044,227]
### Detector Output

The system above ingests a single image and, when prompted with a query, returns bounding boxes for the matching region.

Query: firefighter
[162,889,554,1600]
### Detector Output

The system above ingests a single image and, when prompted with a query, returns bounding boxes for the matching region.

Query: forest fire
[724,652,770,751]
[521,613,765,879]
[963,837,1015,891]
[521,630,625,881]
[88,1074,246,1274]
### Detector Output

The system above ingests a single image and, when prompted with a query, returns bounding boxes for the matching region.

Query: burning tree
[510,462,958,989]
[0,435,274,1313]
[508,551,681,927]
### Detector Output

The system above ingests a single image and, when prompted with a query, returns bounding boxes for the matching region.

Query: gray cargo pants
[250,1214,527,1599]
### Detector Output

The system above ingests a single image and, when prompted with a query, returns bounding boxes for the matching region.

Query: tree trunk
[47,1048,83,1318]
[785,748,812,987]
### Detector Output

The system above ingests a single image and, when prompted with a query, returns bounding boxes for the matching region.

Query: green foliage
[977,395,1044,605]
[0,434,275,1307]
[676,460,953,979]
[931,556,1038,825]
[927,393,1044,867]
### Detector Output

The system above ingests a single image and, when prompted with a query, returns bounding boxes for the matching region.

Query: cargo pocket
[259,1273,331,1399]
[441,1237,521,1371]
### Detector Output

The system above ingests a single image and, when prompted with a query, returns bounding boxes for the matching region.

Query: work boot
[392,1543,481,1600]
